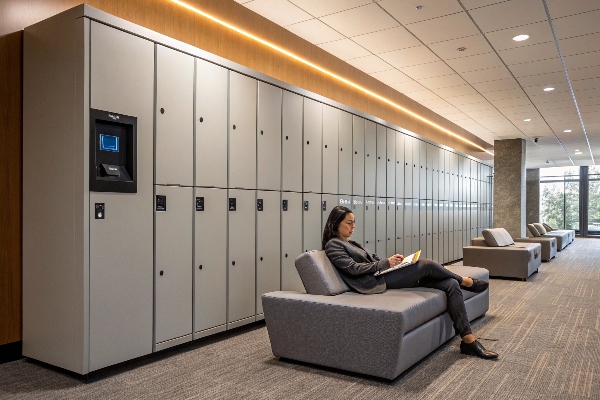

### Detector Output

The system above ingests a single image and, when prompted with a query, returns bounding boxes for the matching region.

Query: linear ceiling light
[171,0,493,156]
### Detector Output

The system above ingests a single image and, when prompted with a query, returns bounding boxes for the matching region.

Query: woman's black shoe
[460,340,498,359]
[461,278,489,293]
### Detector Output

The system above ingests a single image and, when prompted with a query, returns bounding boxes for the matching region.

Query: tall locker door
[194,188,227,338]
[375,198,387,257]
[412,140,420,199]
[256,191,281,317]
[439,148,446,201]
[386,199,396,257]
[364,121,377,197]
[282,91,303,192]
[322,194,340,233]
[404,136,413,198]
[322,105,339,194]
[444,151,450,201]
[281,192,304,292]
[411,200,420,253]
[196,59,228,188]
[352,116,365,196]
[442,201,449,263]
[432,147,439,200]
[396,133,405,198]
[229,73,257,189]
[458,157,464,203]
[351,197,365,245]
[304,98,322,193]
[89,22,154,370]
[154,186,193,348]
[257,82,282,191]
[448,202,455,261]
[426,201,433,258]
[432,201,439,263]
[156,45,194,186]
[419,141,427,199]
[419,200,427,258]
[339,112,353,195]
[451,154,459,202]
[403,200,413,254]
[228,189,256,327]
[395,199,404,257]
[471,201,478,240]
[386,129,396,199]
[364,197,376,250]
[376,125,387,198]
[454,202,460,259]
[303,193,322,253]
[426,144,434,200]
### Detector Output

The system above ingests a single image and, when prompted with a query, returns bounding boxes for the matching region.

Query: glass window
[540,181,565,229]
[588,166,600,235]
[539,166,580,232]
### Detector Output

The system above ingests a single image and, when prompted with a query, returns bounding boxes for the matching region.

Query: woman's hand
[388,254,405,267]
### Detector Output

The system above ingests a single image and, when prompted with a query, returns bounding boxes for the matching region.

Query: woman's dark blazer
[324,237,390,294]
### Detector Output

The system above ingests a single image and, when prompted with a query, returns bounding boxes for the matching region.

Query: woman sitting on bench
[323,205,498,360]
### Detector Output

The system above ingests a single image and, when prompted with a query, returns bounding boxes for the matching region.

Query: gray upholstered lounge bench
[528,223,574,251]
[262,250,489,380]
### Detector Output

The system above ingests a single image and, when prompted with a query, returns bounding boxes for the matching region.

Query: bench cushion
[482,228,514,246]
[533,223,547,234]
[528,224,541,237]
[295,250,350,296]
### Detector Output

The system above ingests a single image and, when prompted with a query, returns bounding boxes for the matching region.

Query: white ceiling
[236,0,600,168]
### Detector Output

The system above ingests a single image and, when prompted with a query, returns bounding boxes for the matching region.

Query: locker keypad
[229,198,236,211]
[282,200,288,211]
[196,197,204,211]
[156,195,166,212]
[257,199,263,211]
[95,203,105,219]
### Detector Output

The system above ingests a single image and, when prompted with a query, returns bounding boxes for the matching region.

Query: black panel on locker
[90,108,137,193]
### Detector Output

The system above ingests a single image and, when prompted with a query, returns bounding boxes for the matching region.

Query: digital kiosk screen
[100,134,119,152]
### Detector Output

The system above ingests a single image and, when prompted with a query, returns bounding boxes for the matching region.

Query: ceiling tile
[389,80,427,94]
[567,65,600,81]
[428,35,493,60]
[417,98,453,109]
[509,57,564,77]
[369,69,412,85]
[461,66,514,84]
[571,77,600,91]
[319,3,399,37]
[445,52,504,73]
[552,9,600,40]
[418,74,468,90]
[529,91,574,103]
[351,26,421,54]
[288,0,372,18]
[558,32,600,57]
[498,104,539,115]
[490,97,532,109]
[472,80,522,94]
[433,84,479,98]
[461,0,515,10]
[564,51,600,70]
[518,71,568,87]
[244,0,313,26]
[430,105,463,115]
[400,61,456,80]
[446,93,489,106]
[404,13,481,45]
[468,0,548,33]
[318,38,371,60]
[407,90,442,102]
[498,41,558,65]
[376,0,464,25]
[378,45,441,68]
[345,55,392,74]
[286,19,345,44]
[484,20,554,51]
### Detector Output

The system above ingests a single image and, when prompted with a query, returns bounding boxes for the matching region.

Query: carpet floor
[2,238,599,399]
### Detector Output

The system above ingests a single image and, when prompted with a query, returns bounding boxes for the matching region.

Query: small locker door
[282,91,303,192]
[404,136,413,198]
[454,202,461,259]
[256,191,281,316]
[458,157,465,203]
[228,189,256,326]
[303,193,322,253]
[432,201,439,263]
[257,82,282,191]
[376,125,387,198]
[396,133,405,198]
[442,200,448,263]
[426,201,433,259]
[194,188,227,337]
[229,72,257,190]
[322,194,340,233]
[386,128,396,199]
[322,105,339,195]
[412,140,420,199]
[375,198,387,257]
[419,141,427,200]
[448,202,455,262]
[352,116,365,196]
[412,200,420,255]
[404,200,413,254]
[387,198,396,257]
[419,200,427,258]
[364,121,377,197]
[156,45,194,186]
[281,193,304,292]
[432,147,439,201]
[395,199,404,257]
[196,59,228,188]
[304,98,322,193]
[364,197,376,250]
[155,186,193,346]
[471,201,478,240]
[426,144,434,200]
[339,111,353,195]
[444,151,450,201]
[352,197,365,245]
[451,153,458,202]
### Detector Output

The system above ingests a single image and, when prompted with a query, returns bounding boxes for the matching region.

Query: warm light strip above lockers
[171,0,494,157]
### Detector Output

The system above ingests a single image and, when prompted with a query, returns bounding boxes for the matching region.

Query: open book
[373,250,421,276]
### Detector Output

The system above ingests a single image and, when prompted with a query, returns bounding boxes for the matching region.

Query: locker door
[282,91,303,192]
[432,201,439,263]
[376,124,386,198]
[395,199,404,257]
[256,191,281,316]
[426,200,433,259]
[281,192,304,292]
[396,133,405,198]
[155,186,193,346]
[419,200,427,258]
[257,82,282,191]
[455,202,461,259]
[404,136,413,198]
[439,147,446,201]
[412,199,420,253]
[426,144,434,199]
[471,201,478,240]
[419,141,427,199]
[156,45,194,186]
[442,200,449,263]
[322,194,340,233]
[229,73,257,189]
[432,147,439,200]
[451,153,458,202]
[387,198,396,257]
[322,105,339,194]
[196,59,228,188]
[352,116,365,196]
[303,193,322,253]
[458,157,464,203]
[386,128,396,199]
[364,121,377,197]
[304,98,322,193]
[351,196,365,245]
[412,140,420,199]
[228,189,256,326]
[194,188,227,337]
[339,111,353,195]
[444,151,450,201]
[364,197,376,250]
[375,198,387,257]
[403,200,412,254]
[448,202,455,261]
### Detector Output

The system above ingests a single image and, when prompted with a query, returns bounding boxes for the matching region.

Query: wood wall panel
[0,0,493,345]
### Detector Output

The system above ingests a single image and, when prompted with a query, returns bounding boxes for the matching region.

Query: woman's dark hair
[322,205,353,249]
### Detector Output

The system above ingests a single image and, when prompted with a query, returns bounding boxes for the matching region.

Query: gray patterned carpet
[2,238,599,399]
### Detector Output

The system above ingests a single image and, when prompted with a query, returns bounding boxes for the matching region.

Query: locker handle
[285,253,288,258]
[233,125,236,129]
[325,144,327,148]
[378,156,380,159]
[199,117,204,123]
[340,148,343,151]
[159,270,164,276]
[261,130,264,135]
[199,265,203,270]
[286,136,289,140]
[232,261,235,266]
[260,257,263,261]
[160,108,165,114]
[307,141,309,145]
[355,151,357,154]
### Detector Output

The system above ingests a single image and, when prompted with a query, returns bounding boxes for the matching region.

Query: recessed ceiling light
[513,34,530,41]
[416,5,423,10]
[544,87,555,91]
[564,129,572,132]
[457,47,467,52]
[524,118,531,122]
[575,151,582,155]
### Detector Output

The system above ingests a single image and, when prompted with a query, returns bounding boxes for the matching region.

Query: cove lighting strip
[172,0,494,156]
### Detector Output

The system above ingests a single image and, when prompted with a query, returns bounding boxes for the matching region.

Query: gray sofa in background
[528,223,574,251]
[262,250,490,380]
[463,228,541,281]
[514,236,557,261]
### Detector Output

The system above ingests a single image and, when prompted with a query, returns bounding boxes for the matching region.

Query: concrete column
[493,139,526,238]
[526,169,540,229]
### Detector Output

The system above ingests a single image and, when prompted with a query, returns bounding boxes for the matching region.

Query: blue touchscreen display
[100,134,119,152]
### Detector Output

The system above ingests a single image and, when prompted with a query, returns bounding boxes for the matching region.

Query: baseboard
[0,341,23,364]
